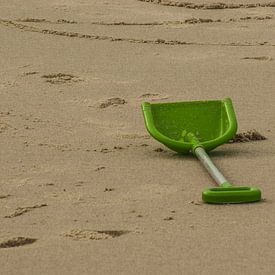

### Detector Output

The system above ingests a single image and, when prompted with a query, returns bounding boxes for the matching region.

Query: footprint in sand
[98,97,127,108]
[41,73,82,84]
[63,229,130,240]
[0,237,37,248]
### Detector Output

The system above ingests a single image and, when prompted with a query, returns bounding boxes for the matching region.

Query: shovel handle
[194,147,230,186]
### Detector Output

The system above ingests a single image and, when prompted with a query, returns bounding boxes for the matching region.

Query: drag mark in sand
[63,229,130,240]
[13,16,274,26]
[140,93,163,97]
[4,203,47,218]
[94,146,124,154]
[242,56,273,61]
[88,16,273,24]
[137,0,275,9]
[17,18,47,23]
[0,237,37,248]
[17,18,77,24]
[42,73,82,84]
[22,71,39,76]
[98,97,127,108]
[139,93,169,100]
[37,142,77,152]
[0,19,273,47]
[95,166,106,171]
[94,144,149,153]
[117,134,150,140]
[0,195,10,199]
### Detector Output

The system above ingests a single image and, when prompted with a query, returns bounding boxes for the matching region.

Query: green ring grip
[202,186,262,204]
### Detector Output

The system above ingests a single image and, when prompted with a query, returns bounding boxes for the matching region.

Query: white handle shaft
[194,147,228,186]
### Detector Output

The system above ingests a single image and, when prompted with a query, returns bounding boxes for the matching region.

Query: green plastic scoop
[141,98,261,204]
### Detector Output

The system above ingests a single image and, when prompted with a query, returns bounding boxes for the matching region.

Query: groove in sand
[0,237,37,248]
[0,19,273,47]
[4,203,47,218]
[14,15,273,26]
[63,229,130,240]
[137,0,275,10]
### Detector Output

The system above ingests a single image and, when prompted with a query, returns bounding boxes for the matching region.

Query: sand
[0,0,275,274]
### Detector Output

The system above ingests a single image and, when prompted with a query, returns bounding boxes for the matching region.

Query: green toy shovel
[141,98,261,204]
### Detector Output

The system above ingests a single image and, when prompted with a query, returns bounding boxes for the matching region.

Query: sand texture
[0,0,275,274]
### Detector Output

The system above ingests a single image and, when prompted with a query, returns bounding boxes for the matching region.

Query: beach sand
[0,0,275,274]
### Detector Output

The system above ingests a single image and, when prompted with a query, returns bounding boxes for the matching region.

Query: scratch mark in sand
[63,229,130,240]
[0,19,273,47]
[4,203,47,218]
[42,73,82,84]
[13,16,274,26]
[242,56,273,61]
[137,0,275,9]
[0,195,10,199]
[0,237,37,248]
[98,97,127,108]
[17,18,77,24]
